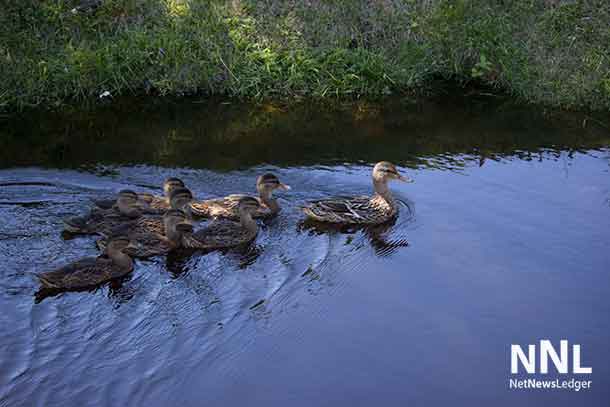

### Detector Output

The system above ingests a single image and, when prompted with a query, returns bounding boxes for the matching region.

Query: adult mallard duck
[93,177,185,212]
[37,236,134,290]
[98,209,193,258]
[182,196,261,250]
[302,161,413,225]
[190,173,290,219]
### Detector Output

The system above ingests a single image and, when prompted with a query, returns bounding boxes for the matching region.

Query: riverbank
[2,1,609,111]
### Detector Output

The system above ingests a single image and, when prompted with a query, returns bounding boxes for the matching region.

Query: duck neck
[164,220,181,243]
[107,247,133,269]
[239,210,258,234]
[116,198,141,218]
[259,189,279,213]
[373,177,394,205]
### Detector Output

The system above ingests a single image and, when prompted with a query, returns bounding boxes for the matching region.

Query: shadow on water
[165,243,263,278]
[0,95,609,407]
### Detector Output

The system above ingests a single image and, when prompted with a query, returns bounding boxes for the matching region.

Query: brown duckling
[63,190,142,235]
[64,187,194,236]
[97,209,192,258]
[302,161,413,225]
[37,236,134,290]
[168,187,194,215]
[92,177,185,212]
[97,187,194,238]
[190,173,290,219]
[182,196,261,250]
[140,177,186,210]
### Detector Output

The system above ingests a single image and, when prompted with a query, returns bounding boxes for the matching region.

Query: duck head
[169,187,193,210]
[372,161,412,183]
[256,173,291,193]
[163,177,186,198]
[116,190,141,217]
[256,173,290,212]
[238,196,262,215]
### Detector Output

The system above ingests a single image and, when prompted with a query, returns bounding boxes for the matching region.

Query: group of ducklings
[38,162,412,291]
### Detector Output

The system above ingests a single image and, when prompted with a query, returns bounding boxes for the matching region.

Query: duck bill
[278,183,291,190]
[397,174,414,183]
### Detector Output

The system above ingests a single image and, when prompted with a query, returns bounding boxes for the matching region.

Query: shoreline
[2,1,609,113]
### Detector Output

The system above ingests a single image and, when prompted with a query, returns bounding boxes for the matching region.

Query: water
[1,96,609,406]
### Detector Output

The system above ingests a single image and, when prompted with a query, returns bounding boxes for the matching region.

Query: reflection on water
[1,95,609,171]
[0,97,609,407]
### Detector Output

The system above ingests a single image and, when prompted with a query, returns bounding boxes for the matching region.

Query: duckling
[98,209,192,258]
[99,189,141,217]
[168,187,194,215]
[182,197,261,250]
[302,161,412,224]
[92,177,185,211]
[190,173,290,219]
[150,177,186,209]
[63,190,142,234]
[37,236,134,290]
[63,187,194,236]
[99,187,195,238]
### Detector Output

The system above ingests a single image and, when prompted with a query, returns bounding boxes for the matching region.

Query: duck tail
[36,273,59,289]
[301,206,321,221]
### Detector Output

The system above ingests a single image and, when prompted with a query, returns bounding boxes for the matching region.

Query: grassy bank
[1,0,610,110]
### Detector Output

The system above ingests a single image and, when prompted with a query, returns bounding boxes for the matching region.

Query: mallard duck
[302,161,412,224]
[37,236,134,290]
[93,178,185,212]
[182,197,261,250]
[190,173,290,219]
[98,209,192,258]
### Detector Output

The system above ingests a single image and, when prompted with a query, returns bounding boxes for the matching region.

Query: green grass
[1,0,610,110]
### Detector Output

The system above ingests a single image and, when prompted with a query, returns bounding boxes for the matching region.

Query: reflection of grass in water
[3,92,608,171]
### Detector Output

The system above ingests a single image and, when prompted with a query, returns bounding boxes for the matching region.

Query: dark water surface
[1,97,609,406]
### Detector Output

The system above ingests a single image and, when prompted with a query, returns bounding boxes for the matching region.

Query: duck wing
[182,219,254,249]
[112,232,175,258]
[62,208,116,234]
[98,214,164,238]
[146,196,170,211]
[304,195,375,223]
[38,256,129,290]
[190,194,247,218]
